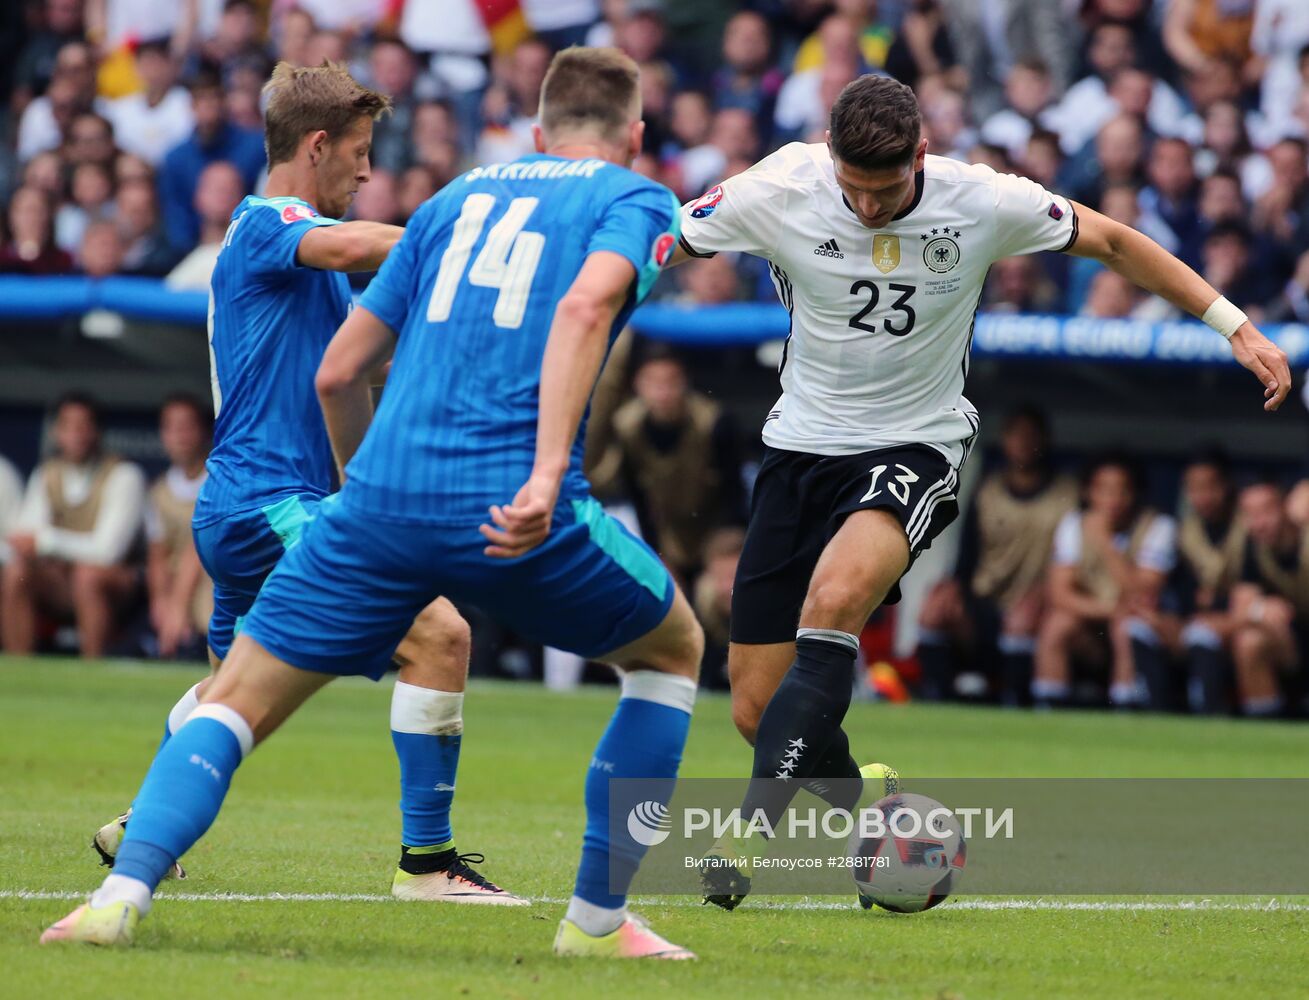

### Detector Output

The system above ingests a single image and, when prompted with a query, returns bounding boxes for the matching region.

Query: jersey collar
[838,169,926,226]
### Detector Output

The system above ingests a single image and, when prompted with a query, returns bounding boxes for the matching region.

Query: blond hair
[261,61,391,167]
[539,47,641,143]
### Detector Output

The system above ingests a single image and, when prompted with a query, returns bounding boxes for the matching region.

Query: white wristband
[1201,296,1248,340]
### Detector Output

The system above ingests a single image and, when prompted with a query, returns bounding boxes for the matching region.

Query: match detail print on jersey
[679,142,1077,466]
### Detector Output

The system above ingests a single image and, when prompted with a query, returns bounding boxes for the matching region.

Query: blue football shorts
[239,491,676,680]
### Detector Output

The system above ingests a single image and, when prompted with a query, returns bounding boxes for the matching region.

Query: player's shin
[738,629,859,834]
[391,680,463,865]
[99,704,254,913]
[568,670,696,936]
[799,725,863,811]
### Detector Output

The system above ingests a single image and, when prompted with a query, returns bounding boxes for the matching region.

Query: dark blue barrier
[2,275,1307,366]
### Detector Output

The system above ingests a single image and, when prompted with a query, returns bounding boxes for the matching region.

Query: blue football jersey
[350,154,680,524]
[194,195,352,526]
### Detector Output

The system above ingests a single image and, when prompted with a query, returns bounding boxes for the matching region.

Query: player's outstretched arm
[1066,202,1292,411]
[480,251,637,559]
[297,221,404,272]
[315,306,397,481]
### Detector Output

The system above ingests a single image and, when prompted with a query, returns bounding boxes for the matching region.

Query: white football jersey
[679,143,1077,466]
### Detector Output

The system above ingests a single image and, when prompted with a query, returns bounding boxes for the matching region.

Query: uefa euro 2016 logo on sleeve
[689,185,724,219]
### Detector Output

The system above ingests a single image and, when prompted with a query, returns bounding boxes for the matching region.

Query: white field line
[2,889,1306,913]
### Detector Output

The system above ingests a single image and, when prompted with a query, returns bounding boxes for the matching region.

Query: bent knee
[731,693,765,744]
[408,599,471,666]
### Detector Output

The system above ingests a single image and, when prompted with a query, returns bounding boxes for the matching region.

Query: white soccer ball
[849,792,966,913]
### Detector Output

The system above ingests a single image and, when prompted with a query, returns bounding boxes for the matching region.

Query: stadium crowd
[1,0,1308,717]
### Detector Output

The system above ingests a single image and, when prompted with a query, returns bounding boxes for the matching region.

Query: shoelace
[443,852,500,890]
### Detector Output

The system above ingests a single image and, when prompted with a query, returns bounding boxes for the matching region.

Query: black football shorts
[730,443,961,645]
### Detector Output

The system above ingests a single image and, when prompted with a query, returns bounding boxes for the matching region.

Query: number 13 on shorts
[860,463,920,505]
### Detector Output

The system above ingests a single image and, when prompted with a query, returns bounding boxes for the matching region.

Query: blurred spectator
[11,0,86,113]
[1200,222,1265,311]
[1138,137,1201,260]
[1163,0,1256,83]
[939,0,1075,121]
[145,394,212,660]
[1251,137,1309,254]
[191,0,264,72]
[711,12,784,128]
[18,49,101,162]
[522,0,600,51]
[1080,270,1144,319]
[693,526,745,687]
[398,165,440,221]
[984,255,1060,313]
[114,178,176,276]
[55,161,115,256]
[351,168,401,225]
[1229,481,1306,717]
[0,186,73,275]
[920,81,975,161]
[64,112,117,171]
[368,39,421,174]
[0,455,22,570]
[2,394,146,658]
[79,218,127,278]
[1252,2,1309,138]
[1034,455,1177,708]
[158,68,265,252]
[678,108,759,198]
[475,38,552,165]
[1267,250,1309,324]
[1047,26,1187,155]
[115,152,154,187]
[22,150,67,201]
[884,0,964,92]
[293,0,384,35]
[979,58,1058,161]
[1019,128,1062,189]
[275,6,316,68]
[775,14,861,141]
[1173,451,1245,714]
[1060,113,1146,208]
[166,160,244,290]
[104,38,194,166]
[792,0,892,75]
[304,29,348,67]
[1193,99,1271,201]
[917,407,1076,704]
[587,349,745,583]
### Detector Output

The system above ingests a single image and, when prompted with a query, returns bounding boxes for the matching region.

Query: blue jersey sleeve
[239,199,339,278]
[587,180,681,304]
[358,215,420,334]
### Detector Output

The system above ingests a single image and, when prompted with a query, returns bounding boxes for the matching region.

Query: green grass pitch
[3,657,1307,998]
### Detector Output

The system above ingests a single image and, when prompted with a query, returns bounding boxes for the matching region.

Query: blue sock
[113,705,252,892]
[390,682,463,849]
[572,672,696,910]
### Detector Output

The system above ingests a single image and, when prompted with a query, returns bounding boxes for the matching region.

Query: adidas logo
[813,238,845,259]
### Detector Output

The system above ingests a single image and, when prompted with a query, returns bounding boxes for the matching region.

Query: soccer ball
[850,792,966,913]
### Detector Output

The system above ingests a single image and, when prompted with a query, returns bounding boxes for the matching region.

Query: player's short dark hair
[161,392,214,432]
[53,391,101,426]
[539,47,641,142]
[828,75,921,171]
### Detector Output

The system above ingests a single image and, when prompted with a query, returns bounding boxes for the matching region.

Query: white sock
[390,680,464,735]
[565,895,626,937]
[167,682,204,736]
[91,873,153,916]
